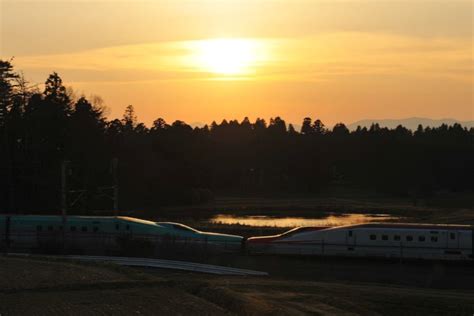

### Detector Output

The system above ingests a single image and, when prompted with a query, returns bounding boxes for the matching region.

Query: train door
[447,230,459,249]
[472,229,474,258]
[125,223,132,235]
[347,229,356,246]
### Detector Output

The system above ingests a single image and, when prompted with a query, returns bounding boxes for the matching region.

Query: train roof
[117,216,157,225]
[267,222,473,236]
[333,222,473,231]
[0,215,115,220]
[156,222,200,232]
[0,215,157,225]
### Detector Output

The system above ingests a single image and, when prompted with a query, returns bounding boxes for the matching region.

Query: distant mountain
[347,117,474,131]
[189,122,206,128]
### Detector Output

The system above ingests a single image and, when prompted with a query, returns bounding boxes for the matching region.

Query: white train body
[247,223,474,260]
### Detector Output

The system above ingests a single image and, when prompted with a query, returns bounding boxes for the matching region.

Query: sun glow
[187,38,266,76]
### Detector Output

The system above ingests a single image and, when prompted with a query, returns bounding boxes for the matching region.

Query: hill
[347,117,474,131]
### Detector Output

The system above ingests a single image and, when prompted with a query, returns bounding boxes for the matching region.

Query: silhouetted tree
[0,60,472,212]
[268,116,287,134]
[332,123,349,136]
[254,118,267,131]
[241,117,252,129]
[301,117,313,135]
[288,124,297,135]
[313,119,326,135]
[415,124,424,137]
[151,117,168,131]
[0,59,19,125]
[44,72,71,110]
[122,105,137,130]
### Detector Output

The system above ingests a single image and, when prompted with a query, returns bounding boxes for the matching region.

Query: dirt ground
[1,255,473,315]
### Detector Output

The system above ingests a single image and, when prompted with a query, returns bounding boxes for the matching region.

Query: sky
[1,0,473,126]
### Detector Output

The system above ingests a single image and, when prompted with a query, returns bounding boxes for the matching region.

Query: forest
[0,59,473,213]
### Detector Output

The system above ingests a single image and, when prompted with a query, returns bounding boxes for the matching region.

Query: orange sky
[1,0,472,126]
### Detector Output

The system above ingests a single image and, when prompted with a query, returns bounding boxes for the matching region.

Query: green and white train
[0,215,244,253]
[2,215,473,261]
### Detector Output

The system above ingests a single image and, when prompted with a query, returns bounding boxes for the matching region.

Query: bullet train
[247,223,474,260]
[1,215,472,260]
[0,215,243,253]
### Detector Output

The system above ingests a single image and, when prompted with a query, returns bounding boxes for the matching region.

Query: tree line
[0,60,473,213]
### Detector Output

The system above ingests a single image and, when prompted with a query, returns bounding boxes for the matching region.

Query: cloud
[11,32,471,86]
[2,0,472,56]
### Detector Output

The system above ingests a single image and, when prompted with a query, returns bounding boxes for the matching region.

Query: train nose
[246,236,280,244]
[246,236,280,254]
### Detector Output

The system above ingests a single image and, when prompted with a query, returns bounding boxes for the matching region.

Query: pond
[209,213,399,228]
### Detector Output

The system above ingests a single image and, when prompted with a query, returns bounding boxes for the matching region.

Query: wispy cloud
[13,32,472,85]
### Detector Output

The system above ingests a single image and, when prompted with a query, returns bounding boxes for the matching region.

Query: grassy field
[0,255,473,315]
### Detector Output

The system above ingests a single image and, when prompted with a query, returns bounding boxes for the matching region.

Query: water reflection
[209,213,398,228]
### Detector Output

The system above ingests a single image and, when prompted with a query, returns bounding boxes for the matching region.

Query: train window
[406,236,413,241]
[449,233,456,240]
[393,235,401,241]
[93,226,99,233]
[81,226,87,232]
[369,234,376,240]
[431,236,438,242]
[126,224,130,231]
[382,235,388,241]
[70,226,76,232]
[36,225,42,232]
[418,236,425,242]
[48,226,53,231]
[348,230,353,237]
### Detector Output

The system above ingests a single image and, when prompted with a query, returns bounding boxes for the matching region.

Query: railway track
[7,253,269,276]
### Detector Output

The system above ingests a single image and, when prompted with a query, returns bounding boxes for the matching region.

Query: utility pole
[96,158,119,216]
[61,160,69,253]
[61,158,118,219]
[1,106,13,213]
[112,158,119,216]
[61,160,69,219]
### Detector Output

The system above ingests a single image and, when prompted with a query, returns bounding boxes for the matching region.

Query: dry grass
[1,255,473,315]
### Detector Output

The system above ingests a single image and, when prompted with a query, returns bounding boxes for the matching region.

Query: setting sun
[188,38,266,76]
[0,1,473,314]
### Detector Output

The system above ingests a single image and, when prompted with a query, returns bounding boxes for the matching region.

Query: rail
[7,253,269,276]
